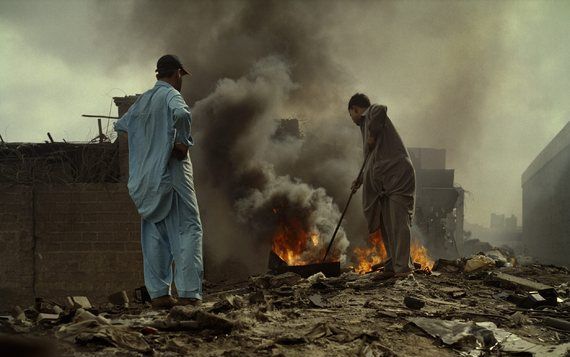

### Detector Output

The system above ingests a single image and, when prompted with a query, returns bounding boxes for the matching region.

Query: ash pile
[1,250,569,356]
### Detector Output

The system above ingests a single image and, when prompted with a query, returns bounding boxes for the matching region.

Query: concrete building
[408,148,465,258]
[522,122,570,266]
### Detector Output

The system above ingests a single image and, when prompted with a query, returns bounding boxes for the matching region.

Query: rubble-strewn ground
[1,262,569,356]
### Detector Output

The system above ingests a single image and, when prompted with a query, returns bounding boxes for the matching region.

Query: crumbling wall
[0,183,142,312]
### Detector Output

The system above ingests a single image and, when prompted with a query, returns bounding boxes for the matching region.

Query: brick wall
[0,185,34,311]
[0,183,143,312]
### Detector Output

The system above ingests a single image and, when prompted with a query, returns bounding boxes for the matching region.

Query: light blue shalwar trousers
[141,187,203,300]
[115,80,203,300]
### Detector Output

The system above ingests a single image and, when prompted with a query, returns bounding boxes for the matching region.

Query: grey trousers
[379,196,414,273]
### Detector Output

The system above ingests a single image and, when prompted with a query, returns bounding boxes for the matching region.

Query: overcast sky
[1,0,568,227]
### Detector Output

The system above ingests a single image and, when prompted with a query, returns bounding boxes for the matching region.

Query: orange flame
[353,231,388,274]
[353,230,433,274]
[271,216,321,266]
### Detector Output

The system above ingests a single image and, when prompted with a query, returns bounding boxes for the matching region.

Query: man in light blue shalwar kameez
[114,55,203,308]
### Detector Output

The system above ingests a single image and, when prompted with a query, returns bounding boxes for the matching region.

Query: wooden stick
[322,152,370,263]
[82,114,119,119]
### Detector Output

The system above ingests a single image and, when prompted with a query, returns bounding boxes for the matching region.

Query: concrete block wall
[0,183,143,311]
[0,185,34,311]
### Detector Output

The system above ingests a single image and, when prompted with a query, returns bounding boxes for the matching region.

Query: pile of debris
[1,253,568,356]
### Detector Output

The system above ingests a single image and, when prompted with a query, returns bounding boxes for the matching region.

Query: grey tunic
[360,104,416,273]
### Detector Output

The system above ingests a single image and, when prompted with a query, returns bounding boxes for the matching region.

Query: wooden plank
[491,272,555,296]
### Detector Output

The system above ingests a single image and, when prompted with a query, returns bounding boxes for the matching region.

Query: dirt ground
[1,262,569,356]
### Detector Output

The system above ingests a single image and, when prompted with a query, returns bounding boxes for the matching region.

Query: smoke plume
[94,1,549,276]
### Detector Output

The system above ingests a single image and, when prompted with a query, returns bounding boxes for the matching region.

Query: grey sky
[0,0,568,227]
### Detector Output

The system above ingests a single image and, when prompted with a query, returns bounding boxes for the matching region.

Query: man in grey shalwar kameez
[348,93,416,277]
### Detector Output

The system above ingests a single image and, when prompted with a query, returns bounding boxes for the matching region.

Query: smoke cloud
[190,57,349,275]
[2,0,569,277]
[104,0,520,276]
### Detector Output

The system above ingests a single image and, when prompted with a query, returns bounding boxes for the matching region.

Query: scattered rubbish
[35,298,62,314]
[464,255,495,273]
[432,258,463,273]
[304,322,379,343]
[515,291,549,309]
[478,321,570,356]
[509,311,532,327]
[134,286,152,303]
[409,317,570,356]
[484,250,508,267]
[66,296,92,310]
[439,286,467,299]
[275,334,306,345]
[408,317,498,349]
[542,317,570,331]
[308,293,327,308]
[251,272,304,290]
[3,253,568,356]
[56,308,150,353]
[490,271,555,294]
[209,294,245,313]
[490,271,558,305]
[403,295,425,310]
[150,306,236,334]
[306,272,326,284]
[36,313,60,322]
[108,291,129,308]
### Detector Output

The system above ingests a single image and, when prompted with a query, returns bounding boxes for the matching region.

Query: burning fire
[353,231,387,274]
[353,231,433,274]
[271,216,322,266]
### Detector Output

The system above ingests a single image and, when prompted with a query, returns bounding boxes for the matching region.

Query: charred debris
[1,250,569,356]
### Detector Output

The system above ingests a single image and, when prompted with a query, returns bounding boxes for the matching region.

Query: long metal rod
[322,152,371,263]
[82,114,119,119]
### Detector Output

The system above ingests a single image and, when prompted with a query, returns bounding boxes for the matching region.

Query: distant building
[490,213,505,230]
[504,215,517,231]
[408,148,464,258]
[522,122,570,266]
[490,213,518,232]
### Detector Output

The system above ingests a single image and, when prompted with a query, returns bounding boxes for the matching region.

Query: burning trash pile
[2,248,569,356]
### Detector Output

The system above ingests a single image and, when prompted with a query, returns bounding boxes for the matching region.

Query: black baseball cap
[155,54,189,76]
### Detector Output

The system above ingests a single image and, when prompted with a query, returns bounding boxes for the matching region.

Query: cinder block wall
[0,185,34,311]
[0,183,143,312]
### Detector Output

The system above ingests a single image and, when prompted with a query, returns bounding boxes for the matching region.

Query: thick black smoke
[100,0,514,278]
[105,0,361,277]
[191,58,349,275]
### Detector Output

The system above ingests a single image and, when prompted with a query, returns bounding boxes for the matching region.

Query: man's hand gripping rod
[322,152,371,263]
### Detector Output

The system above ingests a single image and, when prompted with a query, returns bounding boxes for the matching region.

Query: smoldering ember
[1,1,570,357]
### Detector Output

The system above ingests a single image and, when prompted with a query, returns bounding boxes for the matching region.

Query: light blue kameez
[115,81,203,299]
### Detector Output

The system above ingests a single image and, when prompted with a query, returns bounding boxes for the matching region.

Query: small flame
[353,231,387,274]
[353,230,433,274]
